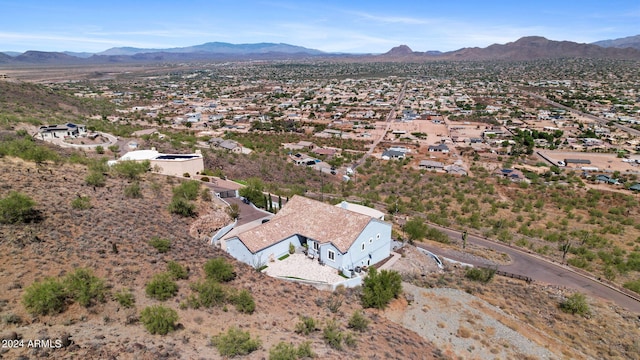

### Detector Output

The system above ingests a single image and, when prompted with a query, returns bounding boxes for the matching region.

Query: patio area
[262,253,348,285]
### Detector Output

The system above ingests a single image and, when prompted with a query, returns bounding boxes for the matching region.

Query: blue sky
[2,1,639,53]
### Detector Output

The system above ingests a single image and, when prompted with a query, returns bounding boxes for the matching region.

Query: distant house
[38,123,87,140]
[444,165,467,176]
[218,140,242,153]
[222,196,392,276]
[109,149,204,177]
[494,168,525,182]
[381,150,406,160]
[283,141,316,151]
[419,160,444,170]
[595,175,619,185]
[427,144,450,154]
[565,158,591,165]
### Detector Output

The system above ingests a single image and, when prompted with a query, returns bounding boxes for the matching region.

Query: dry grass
[0,155,438,359]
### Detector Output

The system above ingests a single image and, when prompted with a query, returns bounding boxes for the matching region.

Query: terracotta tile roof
[235,195,373,253]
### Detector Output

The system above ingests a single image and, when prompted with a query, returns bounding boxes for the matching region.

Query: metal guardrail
[477,266,533,284]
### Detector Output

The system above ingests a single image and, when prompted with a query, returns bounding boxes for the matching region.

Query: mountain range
[1,35,640,65]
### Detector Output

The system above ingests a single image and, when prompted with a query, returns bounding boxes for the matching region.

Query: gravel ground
[386,284,559,360]
[262,253,346,284]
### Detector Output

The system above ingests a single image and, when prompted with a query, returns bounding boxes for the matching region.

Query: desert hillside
[0,149,437,359]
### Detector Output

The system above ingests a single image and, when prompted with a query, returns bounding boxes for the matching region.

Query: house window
[328,250,335,261]
[369,237,373,244]
[313,242,319,251]
[376,233,381,240]
[361,243,366,251]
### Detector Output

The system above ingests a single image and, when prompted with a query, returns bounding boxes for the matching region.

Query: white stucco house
[108,149,204,177]
[223,196,392,276]
[38,123,87,140]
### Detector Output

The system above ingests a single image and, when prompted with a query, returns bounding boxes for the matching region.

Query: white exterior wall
[150,157,204,177]
[225,234,301,267]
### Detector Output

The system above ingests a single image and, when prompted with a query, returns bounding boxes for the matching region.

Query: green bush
[95,145,104,154]
[623,279,640,294]
[269,341,315,360]
[212,327,261,357]
[232,289,256,314]
[361,268,402,309]
[464,267,496,283]
[172,180,201,201]
[168,197,196,217]
[63,268,107,307]
[145,273,178,301]
[0,191,37,224]
[85,171,106,187]
[149,237,171,253]
[22,278,67,315]
[114,289,135,308]
[140,305,179,335]
[111,160,150,180]
[167,261,189,280]
[200,176,210,182]
[560,293,590,316]
[71,196,92,210]
[347,310,370,332]
[295,316,318,335]
[204,258,236,282]
[124,182,142,198]
[190,280,227,308]
[269,342,298,360]
[322,319,343,350]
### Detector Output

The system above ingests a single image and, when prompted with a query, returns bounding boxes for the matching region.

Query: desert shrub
[0,191,37,224]
[269,342,298,360]
[361,268,402,309]
[2,313,22,325]
[71,196,92,210]
[232,289,256,314]
[167,261,189,280]
[200,176,210,182]
[560,293,590,316]
[322,319,343,350]
[289,242,295,254]
[201,188,212,201]
[149,236,171,253]
[172,180,201,201]
[168,197,196,217]
[140,305,179,335]
[63,268,107,307]
[114,289,135,308]
[464,267,496,283]
[22,278,67,315]
[624,279,640,294]
[295,316,318,335]
[212,327,261,357]
[296,341,314,358]
[111,160,150,180]
[326,294,342,313]
[226,203,240,219]
[124,182,142,198]
[343,332,357,348]
[191,280,227,308]
[145,273,178,301]
[85,171,106,187]
[269,341,316,360]
[204,258,236,282]
[95,145,104,154]
[347,310,370,332]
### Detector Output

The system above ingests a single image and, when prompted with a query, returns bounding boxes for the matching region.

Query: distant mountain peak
[385,45,413,56]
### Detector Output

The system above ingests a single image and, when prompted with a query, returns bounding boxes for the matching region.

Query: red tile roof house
[222,196,392,279]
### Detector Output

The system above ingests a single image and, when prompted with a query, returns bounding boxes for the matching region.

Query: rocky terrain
[0,155,437,359]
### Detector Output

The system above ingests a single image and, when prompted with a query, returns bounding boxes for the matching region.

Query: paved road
[417,224,640,313]
[353,81,408,170]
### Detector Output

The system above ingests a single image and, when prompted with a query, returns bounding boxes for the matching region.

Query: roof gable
[234,195,376,253]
